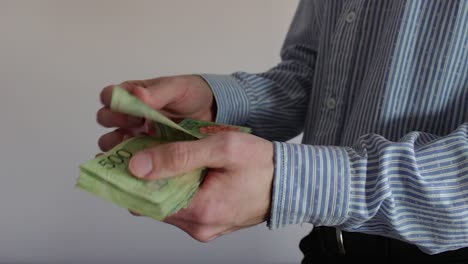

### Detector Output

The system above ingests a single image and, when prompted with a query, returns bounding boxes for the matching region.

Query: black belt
[300,226,468,263]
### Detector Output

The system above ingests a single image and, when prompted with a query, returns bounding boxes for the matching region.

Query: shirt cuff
[198,74,250,126]
[269,142,351,229]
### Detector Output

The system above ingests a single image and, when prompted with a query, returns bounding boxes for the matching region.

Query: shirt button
[345,11,356,23]
[326,97,337,110]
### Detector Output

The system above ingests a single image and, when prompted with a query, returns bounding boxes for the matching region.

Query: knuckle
[190,199,222,226]
[191,227,216,243]
[217,132,241,162]
[165,143,191,172]
[121,80,136,86]
[150,76,172,88]
[119,81,133,89]
[121,80,146,89]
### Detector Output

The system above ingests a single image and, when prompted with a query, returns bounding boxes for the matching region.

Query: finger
[164,217,199,238]
[132,82,185,110]
[96,107,144,128]
[163,183,231,242]
[128,209,144,217]
[98,129,127,152]
[120,80,150,89]
[164,216,227,243]
[100,85,129,106]
[100,81,146,106]
[98,127,152,152]
[128,135,227,180]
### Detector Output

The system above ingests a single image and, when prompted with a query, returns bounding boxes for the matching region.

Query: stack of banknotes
[77,87,251,220]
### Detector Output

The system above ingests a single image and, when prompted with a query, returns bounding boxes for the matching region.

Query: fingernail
[129,152,153,178]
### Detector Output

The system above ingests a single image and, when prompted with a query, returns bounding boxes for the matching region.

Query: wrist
[188,74,217,122]
[197,74,250,126]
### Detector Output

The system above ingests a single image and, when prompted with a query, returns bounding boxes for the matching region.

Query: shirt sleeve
[198,0,319,142]
[269,122,468,255]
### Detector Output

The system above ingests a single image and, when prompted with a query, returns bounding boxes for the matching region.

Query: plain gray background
[0,0,311,263]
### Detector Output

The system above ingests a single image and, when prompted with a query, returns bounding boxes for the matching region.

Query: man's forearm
[269,123,468,255]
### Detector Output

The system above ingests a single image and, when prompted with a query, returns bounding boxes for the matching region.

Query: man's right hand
[96,75,215,152]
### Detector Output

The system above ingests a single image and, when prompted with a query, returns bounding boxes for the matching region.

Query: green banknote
[77,86,251,220]
[110,87,251,140]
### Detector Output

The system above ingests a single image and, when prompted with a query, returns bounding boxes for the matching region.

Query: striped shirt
[201,0,468,254]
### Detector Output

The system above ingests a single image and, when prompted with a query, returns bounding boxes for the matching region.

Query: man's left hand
[128,132,274,242]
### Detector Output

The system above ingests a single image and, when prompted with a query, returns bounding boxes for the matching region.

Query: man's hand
[97,75,215,152]
[128,132,274,242]
[96,75,274,241]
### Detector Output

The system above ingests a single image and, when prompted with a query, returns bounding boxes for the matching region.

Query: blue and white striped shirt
[201,0,468,254]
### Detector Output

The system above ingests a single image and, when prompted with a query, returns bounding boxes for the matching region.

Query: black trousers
[300,227,468,263]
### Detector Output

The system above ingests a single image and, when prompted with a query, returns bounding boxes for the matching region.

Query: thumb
[128,136,226,180]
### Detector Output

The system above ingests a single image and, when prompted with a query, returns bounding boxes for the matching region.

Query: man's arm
[200,0,319,141]
[271,122,468,254]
